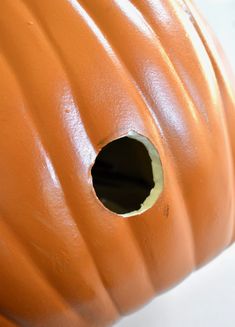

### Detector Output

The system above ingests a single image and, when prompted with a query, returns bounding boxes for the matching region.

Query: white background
[116,1,235,326]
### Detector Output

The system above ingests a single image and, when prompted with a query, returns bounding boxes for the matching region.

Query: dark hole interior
[91,137,154,215]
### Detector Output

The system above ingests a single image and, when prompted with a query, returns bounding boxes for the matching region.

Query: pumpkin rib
[0,53,90,327]
[128,0,216,125]
[77,0,217,174]
[0,214,86,327]
[78,0,198,288]
[182,0,235,246]
[4,68,119,327]
[18,0,162,315]
[76,0,166,139]
[13,0,135,318]
[80,0,220,287]
[20,0,148,149]
[110,0,219,268]
[129,0,235,154]
[175,0,235,258]
[30,0,154,146]
[15,0,97,158]
[80,0,202,294]
[0,82,89,327]
[72,0,162,294]
[120,0,235,264]
[79,0,204,263]
[0,38,119,326]
[3,1,146,322]
[123,0,222,267]
[80,0,204,133]
[71,0,165,137]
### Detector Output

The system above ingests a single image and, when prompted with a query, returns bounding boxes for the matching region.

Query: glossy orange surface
[0,0,235,326]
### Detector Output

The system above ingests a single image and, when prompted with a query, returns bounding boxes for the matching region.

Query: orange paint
[0,0,234,326]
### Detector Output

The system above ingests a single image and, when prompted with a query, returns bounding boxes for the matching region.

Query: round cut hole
[91,131,163,217]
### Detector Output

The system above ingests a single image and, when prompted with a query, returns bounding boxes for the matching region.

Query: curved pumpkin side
[0,1,234,326]
[183,0,235,245]
[0,3,120,326]
[130,0,235,266]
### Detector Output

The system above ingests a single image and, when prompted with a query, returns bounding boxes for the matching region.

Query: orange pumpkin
[0,0,234,326]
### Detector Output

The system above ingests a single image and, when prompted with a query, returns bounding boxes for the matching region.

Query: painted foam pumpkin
[0,0,235,326]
